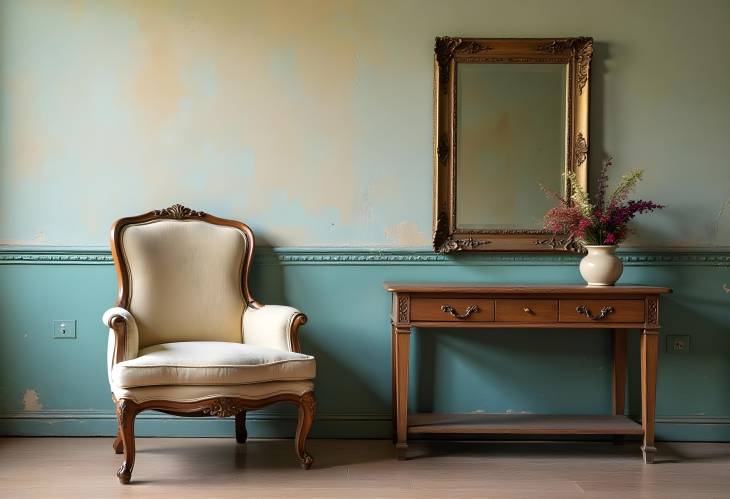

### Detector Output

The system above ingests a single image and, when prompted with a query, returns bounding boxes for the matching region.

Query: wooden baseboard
[1,411,728,441]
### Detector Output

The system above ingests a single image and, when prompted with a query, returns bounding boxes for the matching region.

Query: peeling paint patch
[23,389,43,411]
[384,221,429,246]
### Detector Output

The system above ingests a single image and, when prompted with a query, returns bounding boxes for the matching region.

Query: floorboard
[1,438,728,498]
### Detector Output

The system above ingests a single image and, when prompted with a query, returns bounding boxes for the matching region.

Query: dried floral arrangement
[542,158,664,248]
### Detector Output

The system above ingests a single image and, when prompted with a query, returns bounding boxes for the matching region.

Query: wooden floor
[1,438,729,498]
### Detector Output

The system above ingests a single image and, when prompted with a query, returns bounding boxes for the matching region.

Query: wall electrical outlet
[667,335,690,353]
[52,320,76,339]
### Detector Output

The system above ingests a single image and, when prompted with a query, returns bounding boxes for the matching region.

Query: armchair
[102,204,316,484]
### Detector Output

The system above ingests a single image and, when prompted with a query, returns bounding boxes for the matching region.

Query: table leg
[394,326,411,460]
[640,328,659,463]
[391,323,397,444]
[612,329,628,444]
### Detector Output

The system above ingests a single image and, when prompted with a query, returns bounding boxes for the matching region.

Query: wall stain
[127,3,186,128]
[3,78,57,181]
[0,232,46,245]
[23,389,43,411]
[384,221,429,246]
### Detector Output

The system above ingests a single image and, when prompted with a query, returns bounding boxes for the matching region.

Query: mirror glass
[456,63,567,230]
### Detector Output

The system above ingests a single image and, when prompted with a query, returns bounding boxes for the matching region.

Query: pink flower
[543,206,583,234]
[575,217,593,238]
[541,158,664,247]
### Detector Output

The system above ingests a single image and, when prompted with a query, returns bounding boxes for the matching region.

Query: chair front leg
[295,391,316,469]
[235,410,248,444]
[116,399,139,484]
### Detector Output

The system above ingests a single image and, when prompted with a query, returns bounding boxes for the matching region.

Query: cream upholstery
[122,220,247,349]
[243,305,302,351]
[103,307,140,385]
[112,381,314,404]
[102,216,317,396]
[113,341,315,388]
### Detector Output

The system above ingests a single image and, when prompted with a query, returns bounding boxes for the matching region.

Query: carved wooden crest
[202,397,244,418]
[154,204,205,219]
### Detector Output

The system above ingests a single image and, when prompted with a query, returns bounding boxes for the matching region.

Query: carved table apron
[385,283,672,463]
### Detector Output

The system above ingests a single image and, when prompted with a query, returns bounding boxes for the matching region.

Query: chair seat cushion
[112,341,316,388]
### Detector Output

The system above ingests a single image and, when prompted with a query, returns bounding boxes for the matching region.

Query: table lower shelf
[407,413,644,436]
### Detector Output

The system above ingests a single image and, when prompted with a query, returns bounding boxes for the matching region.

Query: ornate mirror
[433,37,592,252]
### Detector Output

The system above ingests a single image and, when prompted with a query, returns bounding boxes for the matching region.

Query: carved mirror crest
[433,37,592,252]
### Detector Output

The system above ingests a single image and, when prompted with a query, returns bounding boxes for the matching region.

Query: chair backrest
[111,204,256,349]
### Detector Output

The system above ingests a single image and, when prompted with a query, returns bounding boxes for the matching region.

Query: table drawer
[495,299,558,322]
[559,299,645,323]
[410,298,494,322]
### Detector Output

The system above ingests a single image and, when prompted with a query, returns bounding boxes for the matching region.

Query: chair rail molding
[1,246,730,266]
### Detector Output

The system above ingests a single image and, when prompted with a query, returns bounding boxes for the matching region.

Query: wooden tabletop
[383,283,672,294]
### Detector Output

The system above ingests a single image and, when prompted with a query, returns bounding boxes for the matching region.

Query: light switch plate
[52,320,76,339]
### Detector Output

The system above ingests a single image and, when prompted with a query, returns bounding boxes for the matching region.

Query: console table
[385,283,672,463]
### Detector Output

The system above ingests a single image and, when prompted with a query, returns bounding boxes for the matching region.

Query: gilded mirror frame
[433,37,593,253]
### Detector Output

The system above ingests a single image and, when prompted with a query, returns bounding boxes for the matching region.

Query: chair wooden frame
[106,204,315,484]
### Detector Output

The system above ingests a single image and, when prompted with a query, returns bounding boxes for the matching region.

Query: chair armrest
[102,308,139,385]
[242,305,308,352]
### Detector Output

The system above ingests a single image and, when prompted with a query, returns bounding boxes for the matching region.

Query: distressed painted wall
[1,0,729,441]
[1,0,729,247]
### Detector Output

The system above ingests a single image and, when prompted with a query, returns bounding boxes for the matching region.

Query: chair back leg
[295,391,316,469]
[235,410,248,443]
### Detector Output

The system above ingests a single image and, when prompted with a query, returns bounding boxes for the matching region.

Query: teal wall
[1,0,729,441]
[1,249,729,440]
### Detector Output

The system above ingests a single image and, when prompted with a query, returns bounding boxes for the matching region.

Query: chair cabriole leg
[116,399,138,484]
[295,391,316,469]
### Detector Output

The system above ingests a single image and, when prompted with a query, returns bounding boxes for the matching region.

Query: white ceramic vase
[579,245,623,286]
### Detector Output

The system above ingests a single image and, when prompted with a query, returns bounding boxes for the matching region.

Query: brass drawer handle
[523,307,533,314]
[576,305,615,320]
[441,304,480,320]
